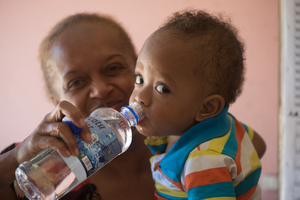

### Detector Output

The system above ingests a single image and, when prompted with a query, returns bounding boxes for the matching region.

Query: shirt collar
[159,106,231,181]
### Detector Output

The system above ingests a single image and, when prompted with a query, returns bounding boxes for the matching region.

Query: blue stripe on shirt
[235,167,262,197]
[187,182,235,199]
[221,117,238,159]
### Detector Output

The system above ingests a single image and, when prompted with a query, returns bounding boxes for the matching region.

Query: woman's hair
[160,10,245,105]
[39,13,136,100]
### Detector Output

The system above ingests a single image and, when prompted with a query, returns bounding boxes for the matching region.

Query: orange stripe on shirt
[185,167,232,190]
[234,119,245,175]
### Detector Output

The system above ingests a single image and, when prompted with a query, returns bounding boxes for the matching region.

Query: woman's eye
[67,79,86,90]
[135,75,144,84]
[105,64,125,76]
[156,84,170,94]
[108,65,120,72]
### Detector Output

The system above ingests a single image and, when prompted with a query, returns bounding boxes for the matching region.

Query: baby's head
[132,10,245,137]
[158,9,245,105]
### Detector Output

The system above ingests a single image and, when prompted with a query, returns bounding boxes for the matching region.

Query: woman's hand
[13,100,91,165]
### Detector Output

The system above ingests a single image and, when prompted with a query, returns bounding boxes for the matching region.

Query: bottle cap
[121,102,145,126]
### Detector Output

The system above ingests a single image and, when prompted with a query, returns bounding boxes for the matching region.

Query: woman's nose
[89,78,113,99]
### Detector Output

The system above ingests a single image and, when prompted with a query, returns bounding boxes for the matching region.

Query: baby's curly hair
[160,10,245,105]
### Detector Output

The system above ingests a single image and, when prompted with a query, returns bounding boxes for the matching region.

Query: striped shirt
[145,107,262,200]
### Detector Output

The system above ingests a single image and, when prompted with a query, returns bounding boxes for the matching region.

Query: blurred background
[0,0,279,199]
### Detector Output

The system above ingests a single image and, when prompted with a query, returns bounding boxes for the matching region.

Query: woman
[0,13,155,200]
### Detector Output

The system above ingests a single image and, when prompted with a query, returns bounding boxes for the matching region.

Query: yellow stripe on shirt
[155,182,187,198]
[207,116,233,153]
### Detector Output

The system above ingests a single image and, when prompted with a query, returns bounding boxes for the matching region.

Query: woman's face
[49,22,136,117]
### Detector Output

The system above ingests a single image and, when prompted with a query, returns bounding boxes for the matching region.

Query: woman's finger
[38,122,79,156]
[47,101,86,128]
[45,101,92,142]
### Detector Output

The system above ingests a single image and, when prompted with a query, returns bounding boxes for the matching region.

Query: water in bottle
[15,102,144,200]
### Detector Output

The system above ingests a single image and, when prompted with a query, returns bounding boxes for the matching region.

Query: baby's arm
[183,152,237,199]
[183,150,261,199]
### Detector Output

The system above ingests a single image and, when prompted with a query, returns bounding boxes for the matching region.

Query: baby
[130,10,262,199]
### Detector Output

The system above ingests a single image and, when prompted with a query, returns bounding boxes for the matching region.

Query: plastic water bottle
[15,102,144,200]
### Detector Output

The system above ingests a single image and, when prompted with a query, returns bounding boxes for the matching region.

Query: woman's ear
[50,95,60,106]
[195,94,225,122]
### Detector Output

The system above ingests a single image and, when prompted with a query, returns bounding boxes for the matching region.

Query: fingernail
[75,148,79,156]
[66,150,71,157]
[85,133,92,141]
[79,118,86,127]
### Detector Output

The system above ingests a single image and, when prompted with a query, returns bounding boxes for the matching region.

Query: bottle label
[63,115,122,180]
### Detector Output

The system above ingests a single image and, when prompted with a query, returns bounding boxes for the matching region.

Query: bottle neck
[121,102,144,127]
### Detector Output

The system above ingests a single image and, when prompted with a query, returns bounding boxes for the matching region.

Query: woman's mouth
[105,102,124,111]
[97,101,124,111]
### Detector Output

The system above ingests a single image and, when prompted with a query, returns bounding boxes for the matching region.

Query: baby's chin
[134,125,151,137]
[135,125,144,135]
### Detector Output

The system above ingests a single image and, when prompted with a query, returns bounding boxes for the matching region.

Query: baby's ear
[195,95,225,122]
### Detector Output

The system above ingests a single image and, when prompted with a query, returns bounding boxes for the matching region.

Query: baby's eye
[135,75,144,85]
[156,84,170,94]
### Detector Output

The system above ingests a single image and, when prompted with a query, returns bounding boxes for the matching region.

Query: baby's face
[130,30,208,137]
